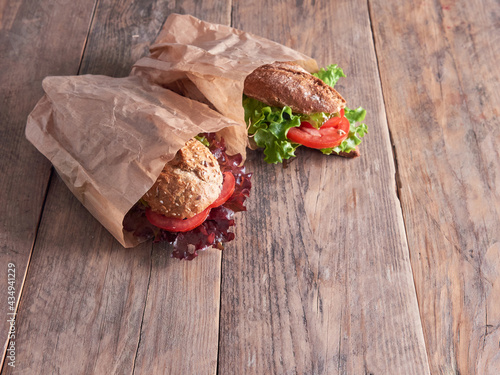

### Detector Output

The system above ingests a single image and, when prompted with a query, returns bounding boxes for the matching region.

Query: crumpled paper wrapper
[26,13,319,248]
[26,76,241,247]
[132,14,319,151]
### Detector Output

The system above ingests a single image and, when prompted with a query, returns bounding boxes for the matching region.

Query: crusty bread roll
[142,139,223,219]
[243,61,346,115]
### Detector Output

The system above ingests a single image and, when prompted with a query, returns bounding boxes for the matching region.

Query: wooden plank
[218,0,430,374]
[0,0,98,366]
[131,8,233,375]
[2,176,150,375]
[369,0,500,373]
[2,2,231,375]
[131,248,222,374]
[78,1,232,77]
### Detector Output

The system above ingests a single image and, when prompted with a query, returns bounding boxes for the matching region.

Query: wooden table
[1,0,499,374]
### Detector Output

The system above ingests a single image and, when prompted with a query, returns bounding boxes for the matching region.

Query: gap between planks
[77,0,101,75]
[131,243,154,375]
[366,0,432,372]
[0,169,53,372]
[0,0,100,370]
[216,9,234,375]
[128,7,235,375]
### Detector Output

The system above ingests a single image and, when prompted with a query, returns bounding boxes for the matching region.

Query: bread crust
[337,147,360,158]
[142,139,223,219]
[243,61,346,115]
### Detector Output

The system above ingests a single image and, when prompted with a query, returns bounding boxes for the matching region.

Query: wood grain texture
[132,247,222,374]
[79,0,232,77]
[369,0,500,373]
[2,1,232,374]
[6,0,497,373]
[218,0,430,374]
[0,0,97,364]
[2,176,151,375]
[129,6,232,375]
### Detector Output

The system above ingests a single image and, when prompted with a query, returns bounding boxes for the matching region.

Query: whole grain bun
[243,61,346,115]
[143,139,223,219]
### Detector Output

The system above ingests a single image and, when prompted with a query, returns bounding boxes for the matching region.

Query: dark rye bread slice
[338,148,360,158]
[243,61,346,115]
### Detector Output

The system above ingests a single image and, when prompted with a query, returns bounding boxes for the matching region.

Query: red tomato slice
[146,207,210,232]
[315,109,345,129]
[287,116,349,149]
[300,121,314,129]
[146,207,210,233]
[209,172,235,208]
[299,109,345,129]
[321,115,343,128]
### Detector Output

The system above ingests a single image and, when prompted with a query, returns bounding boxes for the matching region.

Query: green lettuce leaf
[194,134,210,147]
[344,106,366,124]
[312,64,346,87]
[313,65,368,156]
[244,96,301,163]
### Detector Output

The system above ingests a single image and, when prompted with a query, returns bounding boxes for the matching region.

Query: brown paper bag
[26,14,319,248]
[132,13,319,153]
[26,75,242,247]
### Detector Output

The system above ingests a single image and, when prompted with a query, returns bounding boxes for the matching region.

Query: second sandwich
[243,62,368,164]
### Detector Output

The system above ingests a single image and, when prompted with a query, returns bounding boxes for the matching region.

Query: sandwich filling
[123,134,252,260]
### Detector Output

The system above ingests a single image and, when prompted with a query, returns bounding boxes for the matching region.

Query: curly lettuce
[243,64,367,163]
[244,97,301,163]
[312,64,346,87]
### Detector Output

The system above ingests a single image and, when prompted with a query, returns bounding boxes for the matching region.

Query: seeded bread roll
[243,61,346,115]
[143,139,223,219]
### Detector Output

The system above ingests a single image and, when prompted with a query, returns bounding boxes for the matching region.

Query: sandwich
[243,62,368,163]
[123,134,252,260]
